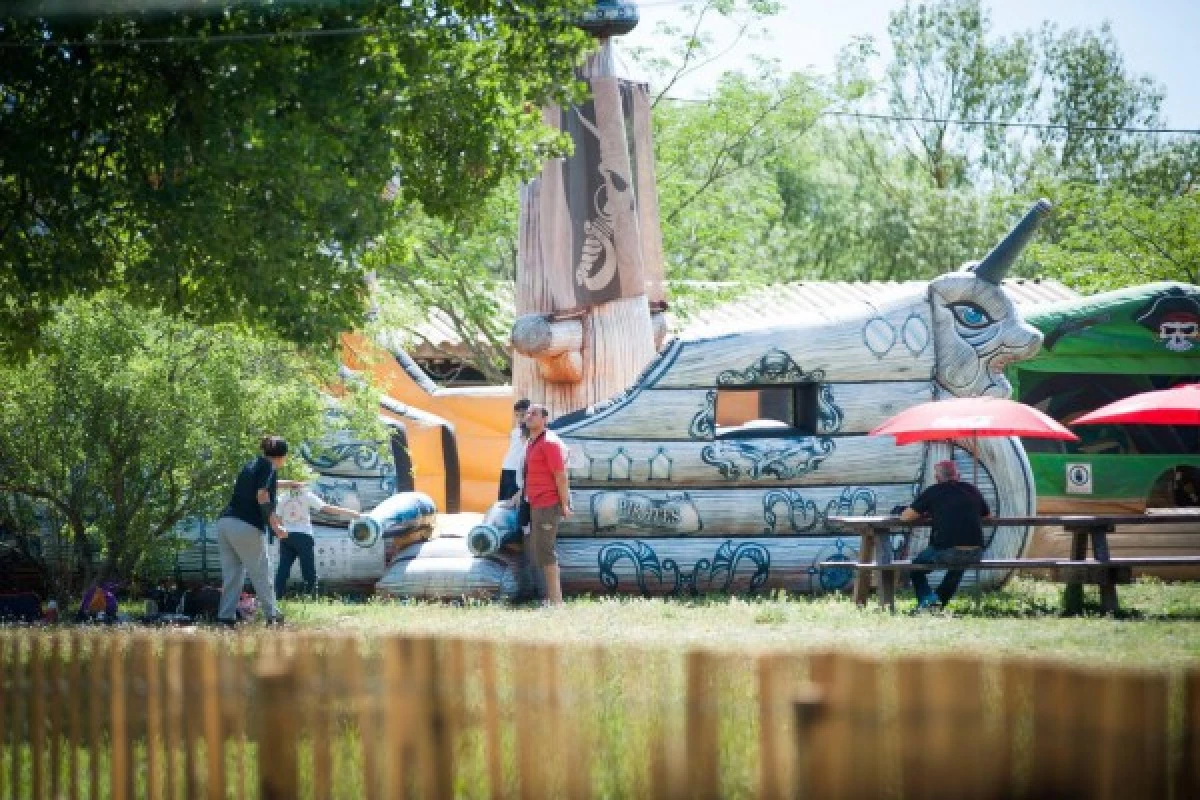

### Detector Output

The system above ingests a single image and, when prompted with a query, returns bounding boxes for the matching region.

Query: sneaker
[216,617,238,629]
[266,614,286,627]
[914,595,943,613]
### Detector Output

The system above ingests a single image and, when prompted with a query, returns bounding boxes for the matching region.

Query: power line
[0,0,696,49]
[661,95,1200,135]
[0,25,393,49]
[822,110,1200,136]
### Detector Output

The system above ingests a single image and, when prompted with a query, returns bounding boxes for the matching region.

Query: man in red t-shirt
[522,403,572,606]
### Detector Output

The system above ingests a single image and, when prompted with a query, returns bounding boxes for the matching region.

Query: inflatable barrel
[349,491,438,550]
[467,503,521,557]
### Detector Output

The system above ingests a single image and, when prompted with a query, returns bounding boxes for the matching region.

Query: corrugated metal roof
[679,278,1080,337]
[393,284,516,362]
[393,278,1080,362]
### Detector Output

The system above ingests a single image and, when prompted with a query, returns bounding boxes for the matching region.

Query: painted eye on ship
[949,302,994,329]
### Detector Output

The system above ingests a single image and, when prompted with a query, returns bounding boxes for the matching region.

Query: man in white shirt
[498,397,530,502]
[274,482,360,599]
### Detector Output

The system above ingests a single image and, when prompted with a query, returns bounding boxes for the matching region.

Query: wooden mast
[512,6,662,418]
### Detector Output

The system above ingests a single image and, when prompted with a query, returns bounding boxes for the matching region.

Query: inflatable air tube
[349,491,437,549]
[376,536,528,601]
[466,503,521,557]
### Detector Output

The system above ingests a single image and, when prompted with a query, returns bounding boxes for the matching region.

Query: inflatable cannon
[349,491,438,553]
[466,503,522,557]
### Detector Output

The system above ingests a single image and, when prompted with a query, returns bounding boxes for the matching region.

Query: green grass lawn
[273,577,1200,667]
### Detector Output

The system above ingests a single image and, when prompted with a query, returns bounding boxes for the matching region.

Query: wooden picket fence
[1,631,1198,799]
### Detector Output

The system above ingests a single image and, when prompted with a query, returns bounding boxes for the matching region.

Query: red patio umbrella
[871,396,1080,446]
[870,395,1079,483]
[1070,383,1200,427]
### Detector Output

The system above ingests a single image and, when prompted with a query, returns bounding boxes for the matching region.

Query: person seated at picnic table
[900,459,991,611]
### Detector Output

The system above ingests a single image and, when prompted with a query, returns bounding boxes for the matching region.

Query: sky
[622,0,1200,128]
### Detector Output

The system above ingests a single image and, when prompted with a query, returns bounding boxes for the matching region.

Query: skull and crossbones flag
[1136,287,1200,353]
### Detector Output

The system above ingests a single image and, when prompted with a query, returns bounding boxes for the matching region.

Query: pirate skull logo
[1160,317,1199,352]
[1135,288,1200,353]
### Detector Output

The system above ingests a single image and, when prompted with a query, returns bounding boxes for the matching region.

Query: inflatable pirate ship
[161,1,1055,601]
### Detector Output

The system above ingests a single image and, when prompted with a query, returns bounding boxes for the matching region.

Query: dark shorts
[528,504,561,567]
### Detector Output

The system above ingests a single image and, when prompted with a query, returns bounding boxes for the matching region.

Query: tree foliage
[0,293,384,598]
[1030,183,1199,291]
[623,0,825,281]
[0,1,590,354]
[882,0,1036,189]
[1037,22,1165,182]
[365,187,519,384]
[653,69,823,281]
[776,125,1012,281]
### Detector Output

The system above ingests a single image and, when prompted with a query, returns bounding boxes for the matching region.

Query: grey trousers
[216,516,280,622]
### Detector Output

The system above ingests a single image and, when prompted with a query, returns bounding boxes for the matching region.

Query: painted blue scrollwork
[763,487,877,534]
[816,384,844,434]
[314,478,358,506]
[824,487,878,526]
[763,490,820,534]
[301,441,383,471]
[717,348,820,386]
[807,538,859,592]
[687,389,717,439]
[598,541,675,595]
[597,540,772,597]
[702,438,835,481]
[378,462,398,495]
[707,541,771,593]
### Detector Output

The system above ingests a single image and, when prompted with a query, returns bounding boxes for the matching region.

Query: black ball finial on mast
[576,0,639,38]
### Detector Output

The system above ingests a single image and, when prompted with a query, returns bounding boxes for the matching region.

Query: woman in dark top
[216,436,290,625]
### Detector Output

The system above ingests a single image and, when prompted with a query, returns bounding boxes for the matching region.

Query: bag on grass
[236,592,257,622]
[77,583,118,622]
[0,592,42,622]
[181,586,222,621]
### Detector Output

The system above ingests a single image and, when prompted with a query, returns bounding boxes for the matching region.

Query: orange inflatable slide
[340,333,514,513]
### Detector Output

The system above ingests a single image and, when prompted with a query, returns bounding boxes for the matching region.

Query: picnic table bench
[825,512,1200,614]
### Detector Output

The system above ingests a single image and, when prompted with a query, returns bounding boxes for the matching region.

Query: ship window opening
[715,384,820,439]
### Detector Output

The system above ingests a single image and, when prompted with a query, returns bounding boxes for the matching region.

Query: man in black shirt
[901,459,991,611]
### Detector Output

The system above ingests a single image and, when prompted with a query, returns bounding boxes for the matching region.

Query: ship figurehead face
[928,271,1043,398]
[922,199,1053,398]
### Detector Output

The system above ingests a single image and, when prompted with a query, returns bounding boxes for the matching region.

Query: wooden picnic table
[829,511,1200,614]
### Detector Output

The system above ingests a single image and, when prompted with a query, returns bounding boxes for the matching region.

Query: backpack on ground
[144,585,187,615]
[77,583,118,623]
[0,592,42,622]
[180,586,222,621]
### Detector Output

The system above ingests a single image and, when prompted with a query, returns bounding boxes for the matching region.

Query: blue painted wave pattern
[597,540,771,596]
[807,539,859,592]
[301,441,383,472]
[762,486,879,534]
